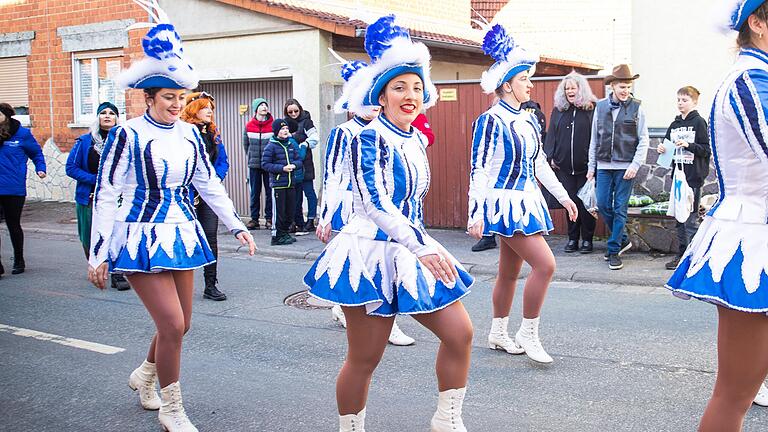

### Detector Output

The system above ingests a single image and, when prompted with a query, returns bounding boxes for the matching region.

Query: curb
[12,226,667,287]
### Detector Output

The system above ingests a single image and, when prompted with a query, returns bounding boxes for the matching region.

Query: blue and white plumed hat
[328,48,369,113]
[343,15,438,116]
[478,22,538,94]
[116,0,199,90]
[714,0,766,32]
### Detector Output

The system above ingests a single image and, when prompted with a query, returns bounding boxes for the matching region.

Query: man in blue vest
[587,64,649,270]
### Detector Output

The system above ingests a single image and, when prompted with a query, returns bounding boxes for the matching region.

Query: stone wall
[25,138,76,203]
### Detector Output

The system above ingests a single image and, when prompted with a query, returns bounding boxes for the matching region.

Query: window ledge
[67,123,92,129]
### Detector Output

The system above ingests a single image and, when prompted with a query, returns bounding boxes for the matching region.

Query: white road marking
[0,324,125,355]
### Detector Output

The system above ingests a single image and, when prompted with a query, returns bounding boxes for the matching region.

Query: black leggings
[195,199,218,281]
[0,195,25,261]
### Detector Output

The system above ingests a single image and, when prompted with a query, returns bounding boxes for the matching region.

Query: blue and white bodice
[467,100,569,231]
[667,48,768,312]
[318,116,368,231]
[88,113,246,270]
[343,114,437,257]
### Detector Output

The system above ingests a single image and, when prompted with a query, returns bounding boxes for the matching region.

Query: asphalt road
[1,233,766,431]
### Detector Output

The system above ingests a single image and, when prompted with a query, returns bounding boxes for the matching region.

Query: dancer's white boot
[755,383,768,407]
[332,305,347,328]
[514,317,553,364]
[488,316,524,354]
[158,382,198,432]
[339,407,366,432]
[388,321,415,346]
[430,388,467,432]
[128,360,162,410]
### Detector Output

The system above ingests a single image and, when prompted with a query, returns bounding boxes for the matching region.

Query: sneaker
[579,241,594,254]
[270,236,281,246]
[604,251,609,261]
[295,228,310,236]
[265,220,273,230]
[246,219,259,230]
[11,258,24,275]
[665,256,681,270]
[289,223,297,234]
[286,235,297,244]
[608,254,623,270]
[564,240,579,253]
[303,219,316,233]
[111,274,131,291]
[755,383,768,407]
[471,236,497,252]
[618,239,632,256]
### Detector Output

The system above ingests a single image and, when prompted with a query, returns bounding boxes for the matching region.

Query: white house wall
[631,0,733,128]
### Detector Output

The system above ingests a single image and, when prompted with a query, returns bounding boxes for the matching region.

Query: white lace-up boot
[331,305,347,328]
[430,388,467,432]
[388,320,415,346]
[158,382,198,432]
[755,383,768,407]
[128,360,162,410]
[515,317,553,364]
[339,407,366,432]
[488,316,524,354]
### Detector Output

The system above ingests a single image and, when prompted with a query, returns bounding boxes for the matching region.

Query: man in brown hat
[586,64,649,270]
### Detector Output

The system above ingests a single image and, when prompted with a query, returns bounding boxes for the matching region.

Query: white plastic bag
[577,178,598,219]
[667,149,694,223]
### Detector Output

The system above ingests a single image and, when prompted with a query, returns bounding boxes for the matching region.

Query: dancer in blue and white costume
[666,2,768,429]
[319,49,415,347]
[304,15,474,432]
[467,22,577,364]
[86,2,256,431]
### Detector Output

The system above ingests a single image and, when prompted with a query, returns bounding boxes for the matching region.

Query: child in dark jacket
[261,119,303,245]
[657,86,711,270]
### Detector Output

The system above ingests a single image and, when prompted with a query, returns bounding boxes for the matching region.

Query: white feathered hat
[344,15,438,116]
[478,22,538,94]
[328,48,369,113]
[116,0,199,90]
[713,0,766,33]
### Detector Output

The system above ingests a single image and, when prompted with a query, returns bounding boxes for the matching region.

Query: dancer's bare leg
[501,234,556,319]
[699,306,768,432]
[492,237,523,318]
[336,306,394,415]
[412,302,473,391]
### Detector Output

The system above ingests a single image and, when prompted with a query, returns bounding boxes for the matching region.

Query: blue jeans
[249,167,272,221]
[294,180,318,225]
[596,169,634,255]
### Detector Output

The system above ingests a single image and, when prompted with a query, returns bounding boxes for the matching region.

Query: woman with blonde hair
[544,72,598,254]
[180,91,230,301]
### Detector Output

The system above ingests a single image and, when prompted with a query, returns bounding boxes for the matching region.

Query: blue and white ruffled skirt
[304,233,473,317]
[666,216,768,314]
[107,220,215,273]
[483,189,554,237]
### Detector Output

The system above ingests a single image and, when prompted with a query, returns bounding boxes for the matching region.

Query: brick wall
[0,0,146,152]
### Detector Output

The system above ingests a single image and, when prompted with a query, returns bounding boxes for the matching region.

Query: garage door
[198,79,293,216]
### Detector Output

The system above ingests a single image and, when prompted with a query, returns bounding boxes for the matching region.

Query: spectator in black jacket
[544,72,598,254]
[284,99,319,234]
[657,86,710,270]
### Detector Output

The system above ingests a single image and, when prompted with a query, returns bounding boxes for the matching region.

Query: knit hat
[115,0,198,89]
[96,102,120,117]
[0,103,15,119]
[252,98,268,114]
[272,118,289,136]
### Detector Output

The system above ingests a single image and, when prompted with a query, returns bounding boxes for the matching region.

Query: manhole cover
[284,290,332,310]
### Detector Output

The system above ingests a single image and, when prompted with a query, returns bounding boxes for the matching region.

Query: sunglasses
[189,91,215,102]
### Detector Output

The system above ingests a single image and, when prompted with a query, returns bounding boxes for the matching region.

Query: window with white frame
[0,56,31,125]
[72,50,126,125]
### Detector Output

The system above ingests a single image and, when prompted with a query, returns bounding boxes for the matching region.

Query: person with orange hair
[181,91,230,301]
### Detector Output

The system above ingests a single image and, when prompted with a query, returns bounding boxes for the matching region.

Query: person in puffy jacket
[243,98,274,230]
[284,98,319,234]
[0,103,46,277]
[261,119,303,245]
[65,101,128,290]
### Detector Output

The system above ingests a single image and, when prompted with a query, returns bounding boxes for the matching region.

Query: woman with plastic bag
[544,72,598,253]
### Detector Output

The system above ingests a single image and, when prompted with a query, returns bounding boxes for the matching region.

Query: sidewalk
[7,201,675,287]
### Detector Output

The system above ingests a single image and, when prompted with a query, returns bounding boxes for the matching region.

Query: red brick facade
[1,1,147,151]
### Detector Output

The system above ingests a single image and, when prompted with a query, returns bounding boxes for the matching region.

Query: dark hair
[283,98,303,118]
[738,3,768,48]
[0,102,14,141]
[143,87,162,99]
[677,86,701,102]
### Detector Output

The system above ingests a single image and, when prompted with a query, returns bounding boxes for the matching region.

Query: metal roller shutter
[198,79,293,216]
[0,56,29,110]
